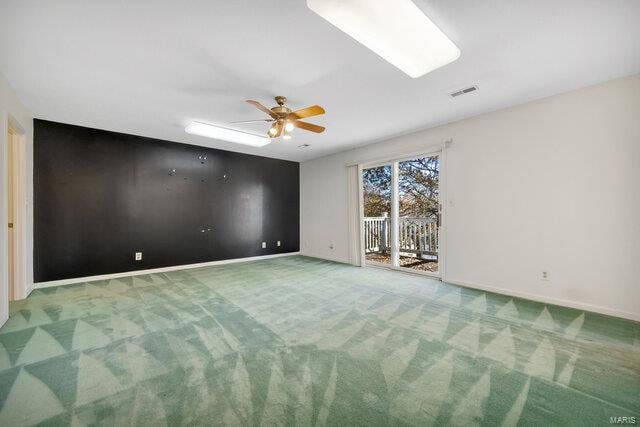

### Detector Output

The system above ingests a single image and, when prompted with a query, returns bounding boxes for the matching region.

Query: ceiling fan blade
[291,120,325,133]
[287,105,325,120]
[246,100,278,119]
[229,119,274,124]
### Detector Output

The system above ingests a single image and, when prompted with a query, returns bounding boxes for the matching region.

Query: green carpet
[0,256,638,426]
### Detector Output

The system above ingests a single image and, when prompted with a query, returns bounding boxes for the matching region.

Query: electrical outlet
[262,242,266,249]
[135,252,143,261]
[277,240,281,247]
[541,271,550,281]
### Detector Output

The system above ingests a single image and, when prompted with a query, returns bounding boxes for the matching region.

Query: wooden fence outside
[364,216,438,256]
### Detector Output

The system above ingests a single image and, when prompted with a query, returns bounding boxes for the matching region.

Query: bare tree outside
[398,156,439,220]
[362,166,391,217]
[362,158,439,218]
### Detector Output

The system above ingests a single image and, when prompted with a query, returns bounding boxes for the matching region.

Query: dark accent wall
[34,119,299,282]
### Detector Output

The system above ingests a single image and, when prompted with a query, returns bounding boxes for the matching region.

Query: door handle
[8,223,13,228]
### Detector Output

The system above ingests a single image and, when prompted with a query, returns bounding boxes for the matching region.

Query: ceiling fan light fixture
[268,125,278,137]
[284,121,294,132]
[282,128,292,140]
[185,121,271,147]
[306,0,460,78]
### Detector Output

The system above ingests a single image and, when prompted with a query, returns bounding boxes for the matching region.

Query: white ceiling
[1,0,639,161]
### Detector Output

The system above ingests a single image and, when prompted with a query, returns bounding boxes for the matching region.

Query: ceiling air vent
[450,85,478,98]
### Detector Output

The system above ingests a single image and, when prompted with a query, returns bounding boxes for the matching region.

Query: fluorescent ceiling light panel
[185,121,271,147]
[307,0,460,78]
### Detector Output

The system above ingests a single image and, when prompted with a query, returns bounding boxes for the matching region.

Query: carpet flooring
[0,256,638,426]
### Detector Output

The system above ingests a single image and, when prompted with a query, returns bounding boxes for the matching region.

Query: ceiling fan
[233,96,326,140]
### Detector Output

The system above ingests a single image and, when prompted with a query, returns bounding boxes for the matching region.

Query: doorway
[7,128,17,301]
[361,153,442,277]
[6,123,26,302]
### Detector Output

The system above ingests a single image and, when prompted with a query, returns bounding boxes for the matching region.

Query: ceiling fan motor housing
[271,96,291,117]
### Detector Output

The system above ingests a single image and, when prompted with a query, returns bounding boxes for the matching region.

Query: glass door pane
[397,155,440,273]
[362,164,392,266]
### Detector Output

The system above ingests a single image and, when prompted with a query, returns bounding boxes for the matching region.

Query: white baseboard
[35,252,300,289]
[32,252,638,322]
[300,252,352,265]
[443,276,640,322]
[0,313,8,329]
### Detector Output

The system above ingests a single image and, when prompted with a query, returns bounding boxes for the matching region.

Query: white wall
[0,71,34,326]
[301,75,640,321]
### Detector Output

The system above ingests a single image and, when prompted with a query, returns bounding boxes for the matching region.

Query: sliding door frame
[359,160,395,269]
[358,148,446,279]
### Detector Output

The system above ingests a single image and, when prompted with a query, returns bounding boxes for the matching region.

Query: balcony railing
[364,216,438,257]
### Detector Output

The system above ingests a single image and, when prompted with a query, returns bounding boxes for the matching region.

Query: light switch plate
[135,252,142,261]
[262,242,266,249]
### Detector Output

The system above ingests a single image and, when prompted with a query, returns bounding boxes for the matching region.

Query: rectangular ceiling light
[307,0,460,78]
[185,121,271,147]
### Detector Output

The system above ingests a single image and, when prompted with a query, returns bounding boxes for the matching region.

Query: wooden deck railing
[364,216,438,256]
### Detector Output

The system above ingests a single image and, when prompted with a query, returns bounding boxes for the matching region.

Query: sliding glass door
[362,153,441,276]
[362,164,393,266]
[397,155,440,273]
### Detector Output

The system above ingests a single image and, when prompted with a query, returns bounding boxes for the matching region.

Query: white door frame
[357,148,446,279]
[5,115,29,302]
